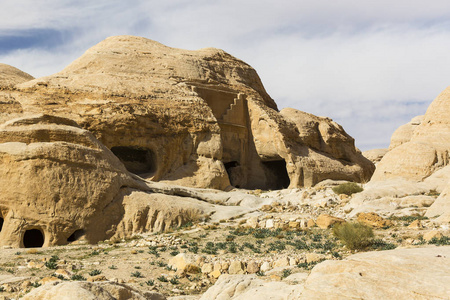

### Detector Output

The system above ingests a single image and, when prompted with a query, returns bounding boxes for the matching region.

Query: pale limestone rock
[228,261,245,275]
[388,115,424,150]
[199,274,302,300]
[272,257,290,268]
[300,246,450,300]
[22,281,162,300]
[362,148,388,164]
[201,263,213,274]
[426,182,450,222]
[168,253,198,274]
[305,253,325,264]
[260,262,271,273]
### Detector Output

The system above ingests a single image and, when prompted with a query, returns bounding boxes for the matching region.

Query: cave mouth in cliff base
[224,161,242,188]
[23,229,45,248]
[0,217,3,232]
[111,146,156,175]
[67,229,85,243]
[262,159,290,190]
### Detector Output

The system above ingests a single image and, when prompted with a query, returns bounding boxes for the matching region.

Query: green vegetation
[333,222,374,250]
[332,182,363,196]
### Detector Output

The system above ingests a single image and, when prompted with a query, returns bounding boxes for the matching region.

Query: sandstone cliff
[1,35,374,191]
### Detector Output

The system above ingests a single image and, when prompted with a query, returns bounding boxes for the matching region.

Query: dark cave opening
[224,161,241,188]
[67,229,85,242]
[262,159,290,190]
[111,146,156,175]
[0,217,3,232]
[23,229,44,248]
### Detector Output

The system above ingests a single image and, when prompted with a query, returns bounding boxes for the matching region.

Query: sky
[1,1,450,151]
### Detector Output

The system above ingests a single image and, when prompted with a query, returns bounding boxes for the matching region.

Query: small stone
[289,221,300,229]
[307,219,316,228]
[87,275,107,282]
[316,214,345,229]
[265,219,274,229]
[273,257,289,268]
[289,257,298,266]
[39,277,60,285]
[246,217,259,228]
[408,220,423,229]
[27,261,45,269]
[270,274,282,281]
[260,261,271,272]
[246,261,260,274]
[423,230,443,242]
[210,269,221,279]
[55,269,72,279]
[306,253,324,264]
[221,262,230,272]
[228,261,245,275]
[201,263,213,274]
[214,262,222,272]
[357,212,393,228]
[130,250,138,254]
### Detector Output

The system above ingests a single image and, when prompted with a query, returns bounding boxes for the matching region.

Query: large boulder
[1,36,374,190]
[299,246,450,299]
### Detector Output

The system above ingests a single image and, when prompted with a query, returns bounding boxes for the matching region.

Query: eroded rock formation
[1,35,374,191]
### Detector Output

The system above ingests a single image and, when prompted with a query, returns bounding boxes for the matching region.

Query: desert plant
[157,275,168,282]
[332,222,374,250]
[332,182,363,196]
[71,274,86,281]
[89,269,102,276]
[131,271,143,278]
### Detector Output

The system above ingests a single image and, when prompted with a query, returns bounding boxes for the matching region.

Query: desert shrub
[332,222,374,250]
[332,182,363,196]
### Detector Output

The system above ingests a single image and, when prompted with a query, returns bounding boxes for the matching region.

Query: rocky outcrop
[22,281,164,300]
[0,114,216,247]
[362,148,388,164]
[1,36,374,191]
[388,115,423,150]
[349,86,450,222]
[372,88,449,183]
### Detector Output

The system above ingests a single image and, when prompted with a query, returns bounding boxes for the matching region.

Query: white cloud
[1,0,450,150]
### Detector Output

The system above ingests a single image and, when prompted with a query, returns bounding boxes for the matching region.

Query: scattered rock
[357,212,393,228]
[316,214,345,229]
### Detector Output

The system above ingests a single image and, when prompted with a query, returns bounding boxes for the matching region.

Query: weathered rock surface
[362,148,388,164]
[198,274,302,300]
[350,86,450,222]
[198,246,450,300]
[300,246,450,299]
[388,115,423,150]
[1,35,374,191]
[22,281,164,300]
[0,63,34,87]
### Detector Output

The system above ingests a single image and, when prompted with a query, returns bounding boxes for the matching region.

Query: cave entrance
[111,146,156,176]
[262,159,290,190]
[67,229,85,242]
[0,217,3,232]
[23,229,44,248]
[224,161,242,188]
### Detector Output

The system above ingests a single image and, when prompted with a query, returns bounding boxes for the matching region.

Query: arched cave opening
[262,159,290,190]
[23,229,44,248]
[67,229,85,242]
[111,146,156,175]
[224,161,242,188]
